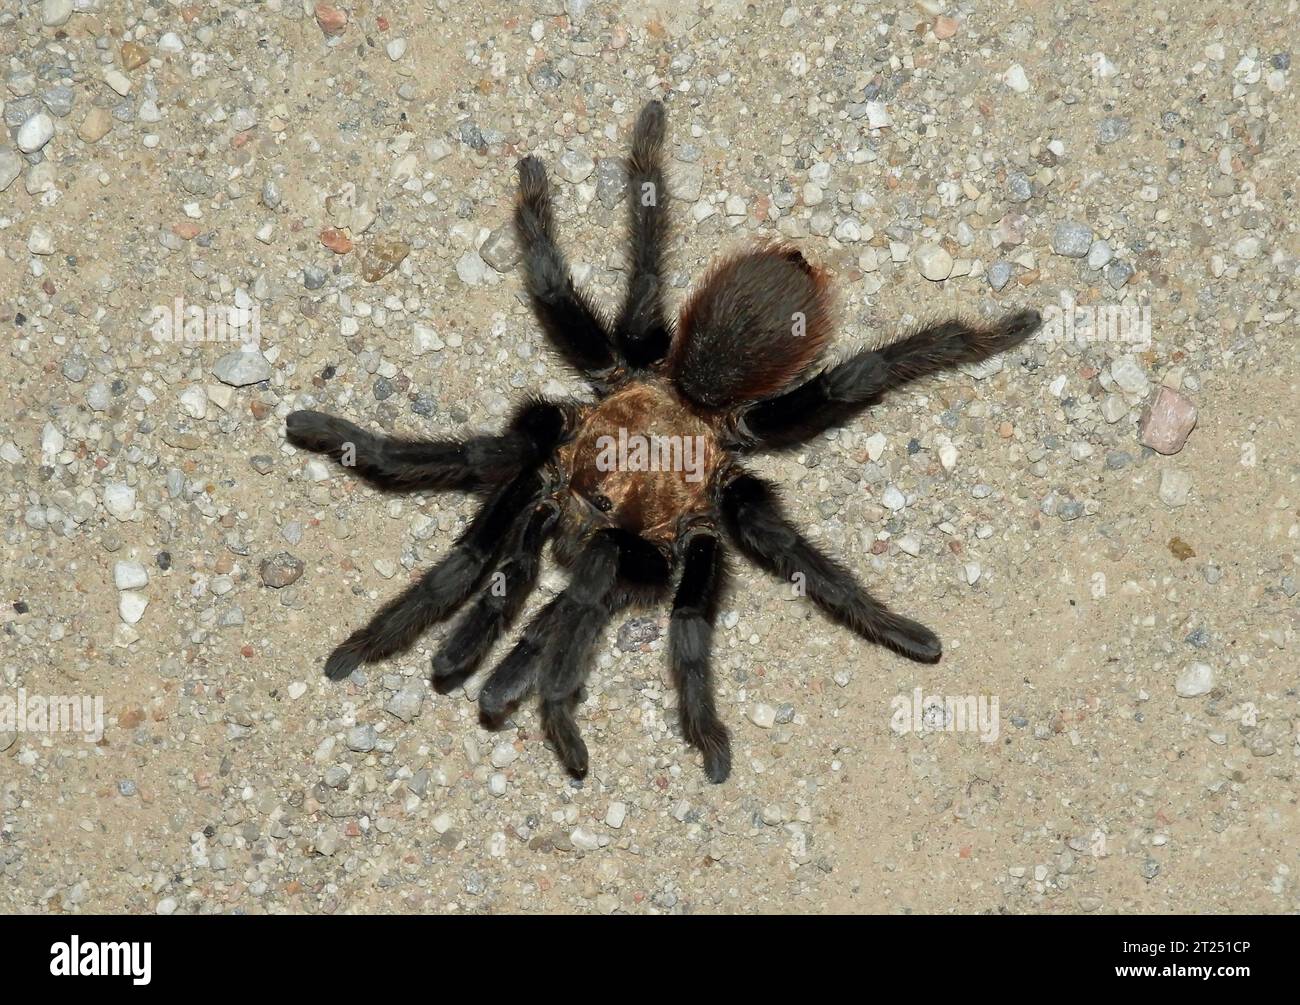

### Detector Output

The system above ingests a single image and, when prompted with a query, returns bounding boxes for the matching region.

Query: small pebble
[1051,221,1093,258]
[1175,663,1214,697]
[260,552,305,588]
[346,725,377,752]
[914,243,953,281]
[1139,387,1197,455]
[17,112,55,153]
[1158,469,1192,508]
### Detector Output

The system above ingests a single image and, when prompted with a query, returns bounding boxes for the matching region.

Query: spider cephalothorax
[286,100,1040,782]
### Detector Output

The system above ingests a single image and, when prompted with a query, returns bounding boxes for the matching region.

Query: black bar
[0,915,1283,989]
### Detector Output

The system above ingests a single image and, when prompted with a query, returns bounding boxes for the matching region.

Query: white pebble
[28,226,55,255]
[865,100,891,129]
[42,0,74,26]
[17,113,55,153]
[1175,663,1214,698]
[1002,63,1031,93]
[896,535,921,557]
[937,437,958,471]
[413,323,444,354]
[113,561,149,591]
[103,69,132,97]
[103,483,137,520]
[1109,355,1150,397]
[179,386,208,419]
[570,827,601,851]
[118,592,149,625]
[41,422,64,460]
[490,741,518,768]
[914,243,953,281]
[1158,468,1192,508]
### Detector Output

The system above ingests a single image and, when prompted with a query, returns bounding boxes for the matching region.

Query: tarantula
[285,100,1040,783]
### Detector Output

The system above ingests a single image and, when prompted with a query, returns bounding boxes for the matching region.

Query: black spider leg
[322,468,545,681]
[732,349,891,451]
[736,309,1043,451]
[477,531,621,776]
[479,530,670,778]
[614,100,673,369]
[670,531,731,782]
[720,473,941,664]
[430,497,558,693]
[515,155,621,385]
[285,397,567,492]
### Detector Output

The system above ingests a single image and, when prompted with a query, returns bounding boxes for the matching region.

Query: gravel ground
[2,0,1297,915]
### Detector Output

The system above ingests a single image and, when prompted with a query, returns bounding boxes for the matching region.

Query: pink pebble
[1139,386,1197,455]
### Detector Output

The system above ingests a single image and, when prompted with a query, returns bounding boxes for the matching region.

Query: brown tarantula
[285,100,1040,783]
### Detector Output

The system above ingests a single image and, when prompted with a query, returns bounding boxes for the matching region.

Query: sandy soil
[1,0,1296,914]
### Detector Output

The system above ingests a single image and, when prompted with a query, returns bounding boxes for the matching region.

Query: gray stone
[1006,172,1032,202]
[42,0,74,27]
[1110,355,1149,397]
[0,149,23,192]
[1097,116,1130,144]
[1086,240,1113,269]
[557,149,595,184]
[1100,393,1128,424]
[103,483,136,520]
[479,225,521,272]
[1158,468,1192,508]
[61,355,87,382]
[42,85,75,118]
[455,250,493,286]
[385,681,425,723]
[527,61,562,93]
[595,157,628,208]
[212,349,270,386]
[1105,260,1134,289]
[570,827,601,852]
[672,163,704,202]
[260,552,305,588]
[346,725,377,752]
[1051,221,1093,258]
[617,617,661,651]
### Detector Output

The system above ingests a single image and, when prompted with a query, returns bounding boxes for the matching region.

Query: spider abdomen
[669,243,835,410]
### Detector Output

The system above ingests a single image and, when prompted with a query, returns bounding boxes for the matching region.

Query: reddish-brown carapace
[286,100,1040,783]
